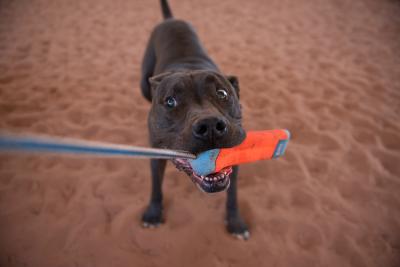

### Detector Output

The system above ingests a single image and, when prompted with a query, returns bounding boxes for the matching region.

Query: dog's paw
[142,203,163,228]
[226,216,250,240]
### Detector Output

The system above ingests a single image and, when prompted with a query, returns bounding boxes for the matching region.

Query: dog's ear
[149,72,173,90]
[226,75,240,98]
[147,72,173,101]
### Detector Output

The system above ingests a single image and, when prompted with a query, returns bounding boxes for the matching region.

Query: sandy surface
[0,0,400,266]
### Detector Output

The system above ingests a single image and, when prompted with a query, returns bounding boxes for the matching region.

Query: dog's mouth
[171,158,232,193]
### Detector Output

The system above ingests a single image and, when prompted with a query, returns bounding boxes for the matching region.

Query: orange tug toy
[189,129,291,177]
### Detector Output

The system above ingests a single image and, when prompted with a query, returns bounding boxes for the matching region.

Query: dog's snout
[192,117,228,140]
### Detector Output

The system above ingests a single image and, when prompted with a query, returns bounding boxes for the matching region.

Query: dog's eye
[216,89,228,99]
[165,96,177,108]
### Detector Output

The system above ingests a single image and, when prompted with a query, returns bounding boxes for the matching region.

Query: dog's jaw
[172,158,232,193]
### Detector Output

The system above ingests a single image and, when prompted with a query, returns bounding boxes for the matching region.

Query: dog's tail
[160,0,173,19]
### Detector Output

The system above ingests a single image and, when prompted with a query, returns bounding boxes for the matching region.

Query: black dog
[140,0,249,239]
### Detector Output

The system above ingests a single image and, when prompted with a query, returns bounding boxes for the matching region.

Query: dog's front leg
[226,166,250,240]
[142,159,166,227]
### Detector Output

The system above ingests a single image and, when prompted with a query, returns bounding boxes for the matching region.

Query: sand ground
[0,0,400,266]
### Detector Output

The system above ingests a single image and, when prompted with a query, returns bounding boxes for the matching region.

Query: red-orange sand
[0,0,400,266]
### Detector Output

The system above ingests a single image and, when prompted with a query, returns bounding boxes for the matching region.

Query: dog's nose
[192,117,228,141]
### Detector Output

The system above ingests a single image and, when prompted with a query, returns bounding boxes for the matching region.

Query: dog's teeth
[213,177,217,181]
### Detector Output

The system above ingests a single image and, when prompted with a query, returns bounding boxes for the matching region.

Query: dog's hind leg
[140,37,156,102]
[226,166,250,240]
[142,159,166,227]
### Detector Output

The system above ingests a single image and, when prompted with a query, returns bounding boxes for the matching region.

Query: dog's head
[148,70,245,193]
